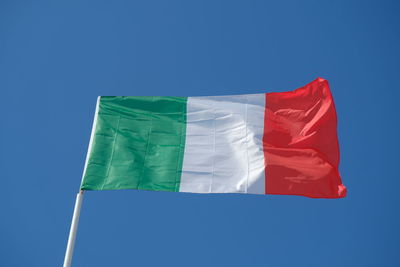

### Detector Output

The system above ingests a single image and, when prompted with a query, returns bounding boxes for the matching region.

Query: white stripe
[180,94,266,194]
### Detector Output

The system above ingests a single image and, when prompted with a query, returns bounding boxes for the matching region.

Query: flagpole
[63,97,99,266]
[63,190,84,267]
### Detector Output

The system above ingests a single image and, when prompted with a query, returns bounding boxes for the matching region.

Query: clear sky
[1,1,399,266]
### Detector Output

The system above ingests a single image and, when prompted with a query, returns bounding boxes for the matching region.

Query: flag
[80,78,346,198]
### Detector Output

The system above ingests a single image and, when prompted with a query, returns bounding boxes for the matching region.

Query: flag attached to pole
[80,78,346,198]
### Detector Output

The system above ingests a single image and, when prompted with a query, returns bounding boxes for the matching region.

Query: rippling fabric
[264,78,346,198]
[180,94,266,194]
[80,78,346,198]
[81,96,187,191]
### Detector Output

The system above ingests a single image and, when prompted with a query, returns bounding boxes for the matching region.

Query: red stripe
[263,78,346,198]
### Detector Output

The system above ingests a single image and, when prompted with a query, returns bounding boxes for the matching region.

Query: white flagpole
[63,190,84,267]
[63,97,100,266]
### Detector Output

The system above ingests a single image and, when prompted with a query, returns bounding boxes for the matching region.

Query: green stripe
[81,96,187,192]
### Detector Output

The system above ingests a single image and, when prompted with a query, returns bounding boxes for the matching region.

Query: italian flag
[81,78,346,198]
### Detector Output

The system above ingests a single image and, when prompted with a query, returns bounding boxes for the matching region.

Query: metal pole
[63,190,84,267]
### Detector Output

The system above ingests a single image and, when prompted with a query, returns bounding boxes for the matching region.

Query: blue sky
[1,1,399,266]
